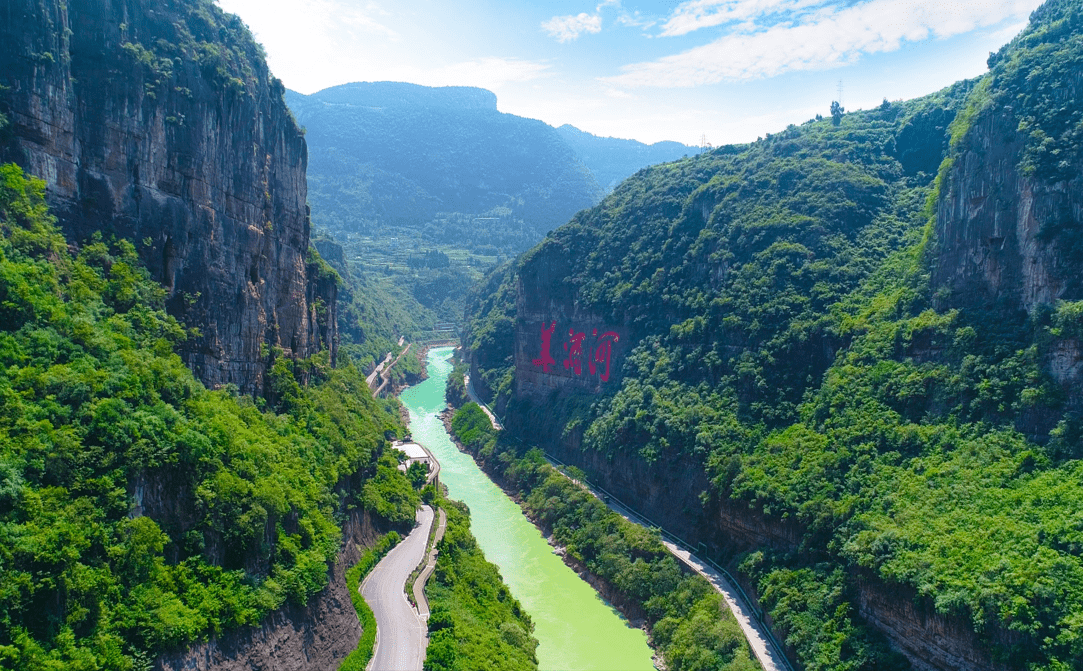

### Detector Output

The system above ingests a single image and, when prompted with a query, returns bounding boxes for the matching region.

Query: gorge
[2,0,1083,670]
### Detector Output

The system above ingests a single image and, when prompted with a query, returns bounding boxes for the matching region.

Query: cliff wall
[529,416,1010,671]
[933,71,1083,318]
[154,508,384,671]
[932,29,1083,421]
[0,0,335,393]
[513,239,628,399]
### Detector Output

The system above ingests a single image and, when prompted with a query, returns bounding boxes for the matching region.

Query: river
[399,346,655,671]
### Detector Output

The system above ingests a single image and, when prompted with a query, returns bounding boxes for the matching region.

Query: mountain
[555,124,697,192]
[0,2,428,669]
[286,82,605,244]
[0,0,334,395]
[462,2,1083,669]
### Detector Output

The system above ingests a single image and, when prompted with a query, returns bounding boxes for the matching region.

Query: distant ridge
[556,124,696,192]
[299,81,498,111]
[286,82,603,242]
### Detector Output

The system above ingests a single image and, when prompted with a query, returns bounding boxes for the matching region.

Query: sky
[214,0,1045,146]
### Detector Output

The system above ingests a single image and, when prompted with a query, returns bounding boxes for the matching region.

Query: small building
[394,441,435,482]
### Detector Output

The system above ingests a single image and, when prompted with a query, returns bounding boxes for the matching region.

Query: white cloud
[661,0,827,37]
[542,12,603,42]
[416,57,552,90]
[616,10,658,30]
[606,0,1042,87]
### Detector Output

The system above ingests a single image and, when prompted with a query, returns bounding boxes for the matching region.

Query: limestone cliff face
[932,105,1083,314]
[932,39,1083,402]
[0,0,336,393]
[513,238,629,400]
[154,509,385,671]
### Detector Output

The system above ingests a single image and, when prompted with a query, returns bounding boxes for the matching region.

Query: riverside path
[361,505,435,671]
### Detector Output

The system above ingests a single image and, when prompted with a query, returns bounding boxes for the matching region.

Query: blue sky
[215,0,1043,145]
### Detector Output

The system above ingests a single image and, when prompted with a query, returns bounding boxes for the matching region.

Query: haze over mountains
[2,1,1083,670]
[555,124,695,192]
[287,82,695,250]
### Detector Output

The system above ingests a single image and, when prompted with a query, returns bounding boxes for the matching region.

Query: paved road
[413,507,448,621]
[374,344,413,397]
[367,351,393,388]
[661,540,788,671]
[362,505,435,671]
[544,457,789,671]
[463,373,503,430]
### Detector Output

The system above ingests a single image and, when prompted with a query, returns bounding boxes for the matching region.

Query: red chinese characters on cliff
[531,321,557,372]
[531,322,619,384]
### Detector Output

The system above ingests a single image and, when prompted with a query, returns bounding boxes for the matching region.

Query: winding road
[361,505,435,671]
[461,370,789,671]
[463,373,503,430]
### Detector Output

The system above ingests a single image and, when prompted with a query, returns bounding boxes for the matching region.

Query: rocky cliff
[932,0,1083,422]
[0,0,335,393]
[513,239,628,400]
[932,90,1083,315]
[154,508,385,671]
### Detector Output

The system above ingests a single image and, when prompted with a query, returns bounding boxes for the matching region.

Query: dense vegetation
[0,163,419,669]
[424,496,538,671]
[286,83,602,244]
[449,403,760,671]
[341,532,401,671]
[464,2,1083,669]
[313,236,428,380]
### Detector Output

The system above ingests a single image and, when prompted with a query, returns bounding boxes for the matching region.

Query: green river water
[399,347,655,671]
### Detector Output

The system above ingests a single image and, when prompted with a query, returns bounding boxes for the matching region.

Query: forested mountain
[286,82,704,332]
[0,0,334,395]
[463,1,1083,669]
[286,83,605,247]
[556,124,697,192]
[0,1,429,668]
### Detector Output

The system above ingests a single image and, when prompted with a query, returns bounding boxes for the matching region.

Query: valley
[1,0,1081,670]
[400,348,657,671]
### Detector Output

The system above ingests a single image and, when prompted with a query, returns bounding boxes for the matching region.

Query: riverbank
[440,409,667,669]
[402,347,655,671]
[445,401,764,671]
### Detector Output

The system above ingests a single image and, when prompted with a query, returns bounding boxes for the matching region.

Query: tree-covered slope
[0,163,420,669]
[463,2,1083,669]
[286,83,604,247]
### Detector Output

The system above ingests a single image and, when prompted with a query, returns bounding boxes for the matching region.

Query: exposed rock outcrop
[513,239,628,399]
[932,107,1083,314]
[932,25,1083,418]
[0,0,336,393]
[154,563,359,671]
[154,508,384,671]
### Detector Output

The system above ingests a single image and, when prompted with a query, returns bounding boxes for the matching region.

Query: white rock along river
[399,346,655,671]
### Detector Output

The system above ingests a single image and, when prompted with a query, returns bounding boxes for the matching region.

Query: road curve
[463,373,503,430]
[413,507,448,621]
[362,505,435,671]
